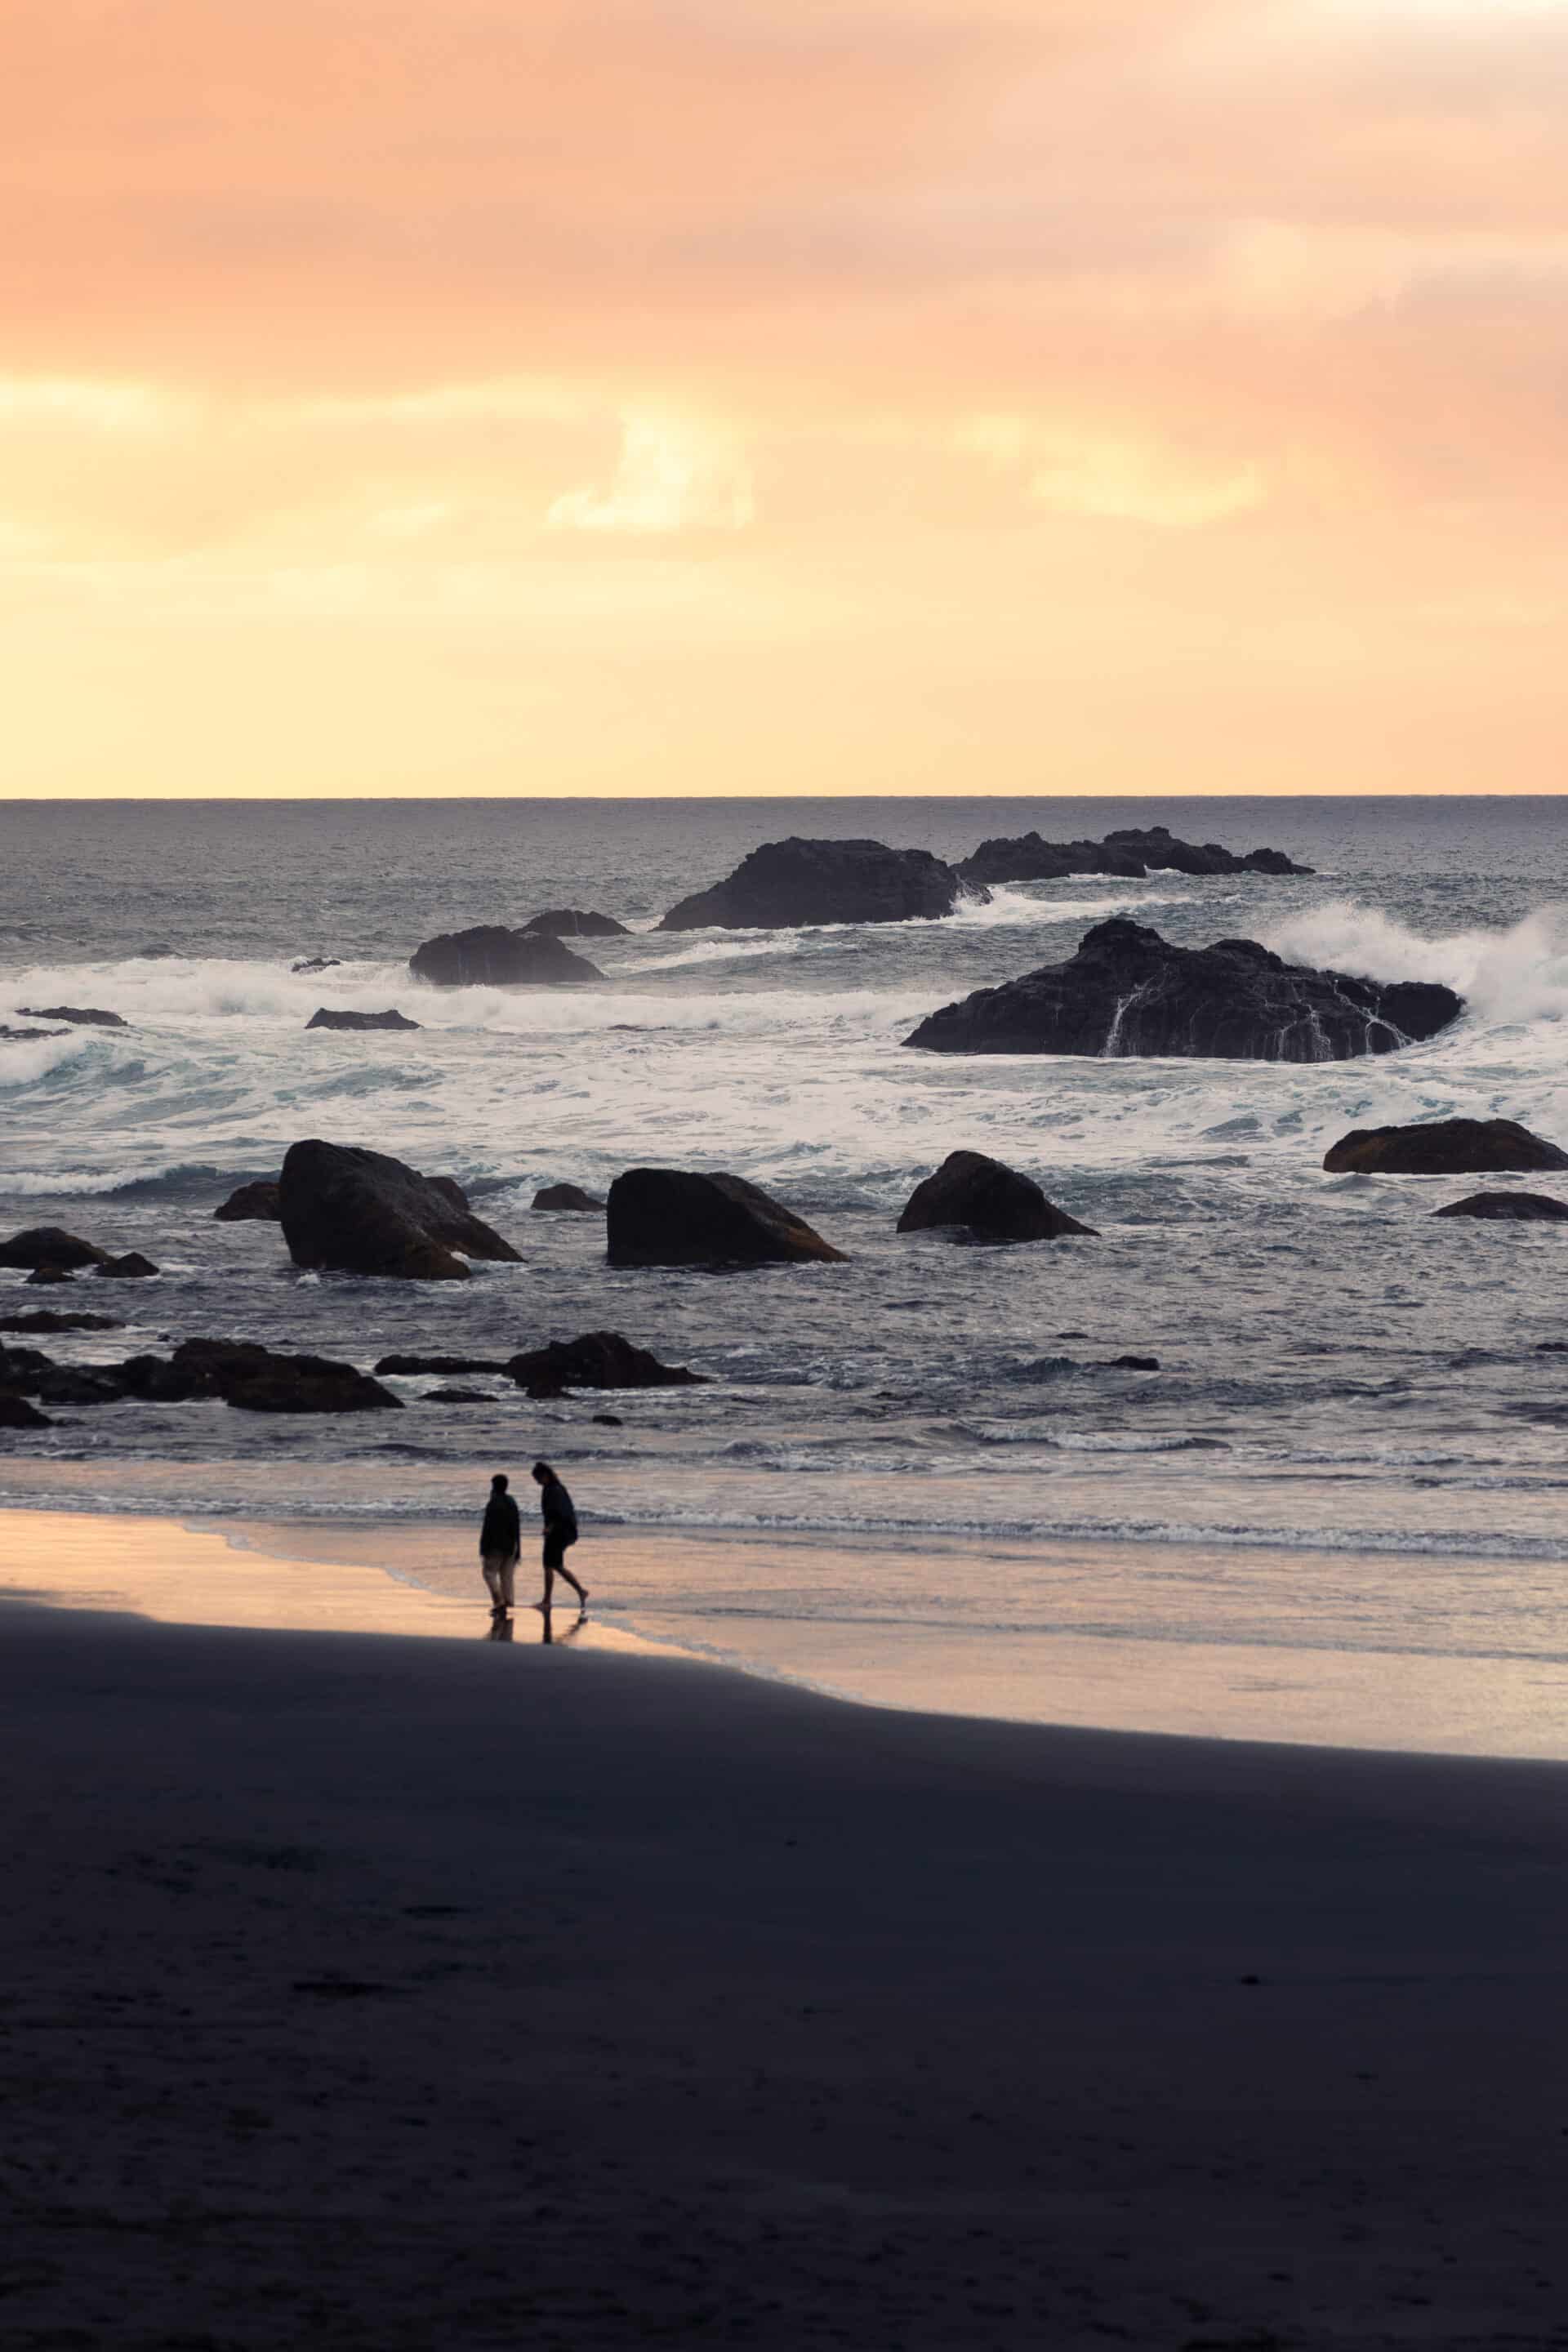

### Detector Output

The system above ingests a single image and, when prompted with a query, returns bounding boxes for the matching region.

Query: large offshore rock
[905,919,1462,1062]
[607,1169,848,1267]
[523,909,630,938]
[158,1338,401,1414]
[214,1180,282,1223]
[278,1139,522,1280]
[1325,1120,1568,1176]
[956,824,1312,888]
[505,1330,709,1397]
[897,1151,1098,1244]
[659,838,979,932]
[1433,1192,1568,1222]
[0,1227,109,1272]
[408,925,602,987]
[305,1007,421,1031]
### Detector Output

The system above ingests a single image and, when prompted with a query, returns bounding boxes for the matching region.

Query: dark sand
[2,1516,1567,2349]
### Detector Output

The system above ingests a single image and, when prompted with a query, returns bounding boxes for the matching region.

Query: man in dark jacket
[479,1472,522,1617]
[532,1459,589,1612]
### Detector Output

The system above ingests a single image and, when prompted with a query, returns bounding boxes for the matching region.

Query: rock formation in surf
[658,838,982,932]
[214,1181,282,1223]
[532,1183,604,1213]
[1433,1192,1568,1221]
[896,1152,1098,1244]
[1323,1119,1568,1175]
[408,925,603,987]
[291,956,342,974]
[278,1139,522,1281]
[606,1169,849,1267]
[0,1027,66,1042]
[523,909,630,938]
[956,823,1312,889]
[0,1392,51,1430]
[17,1005,127,1028]
[305,1007,421,1031]
[374,1352,509,1377]
[0,1227,109,1272]
[904,918,1462,1062]
[95,1252,158,1280]
[504,1331,709,1397]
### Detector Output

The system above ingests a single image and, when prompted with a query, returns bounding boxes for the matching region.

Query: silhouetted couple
[479,1463,588,1620]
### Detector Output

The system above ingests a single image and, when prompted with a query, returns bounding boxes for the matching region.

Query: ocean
[3,794,1568,1743]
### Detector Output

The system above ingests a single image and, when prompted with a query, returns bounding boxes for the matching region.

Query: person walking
[532,1459,589,1612]
[479,1472,522,1618]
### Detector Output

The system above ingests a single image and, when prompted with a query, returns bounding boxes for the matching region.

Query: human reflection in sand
[540,1603,588,1648]
[485,1613,514,1644]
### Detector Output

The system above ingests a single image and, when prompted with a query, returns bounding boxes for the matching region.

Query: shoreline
[7,1503,1567,1761]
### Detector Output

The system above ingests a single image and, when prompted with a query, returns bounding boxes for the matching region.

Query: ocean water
[3,794,1568,1732]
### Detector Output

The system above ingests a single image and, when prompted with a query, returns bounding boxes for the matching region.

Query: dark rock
[408,926,602,987]
[0,1392,51,1429]
[607,1169,849,1267]
[532,1183,605,1213]
[1324,1119,1568,1176]
[32,1365,128,1406]
[278,1139,522,1281]
[523,909,630,938]
[956,823,1312,888]
[592,1413,624,1426]
[132,944,178,960]
[118,1352,211,1403]
[373,1353,509,1376]
[305,1007,421,1031]
[163,1336,400,1414]
[1109,1354,1161,1370]
[95,1252,159,1279]
[0,1343,52,1389]
[17,1004,127,1027]
[1535,1342,1568,1352]
[0,1026,67,1041]
[24,1267,77,1285]
[214,1180,282,1223]
[1433,1192,1568,1222]
[504,1331,709,1396]
[896,1151,1098,1245]
[0,1311,122,1334]
[659,837,982,932]
[905,918,1462,1062]
[292,956,343,974]
[421,1387,494,1403]
[0,1227,109,1272]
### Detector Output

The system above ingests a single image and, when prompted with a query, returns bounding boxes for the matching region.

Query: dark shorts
[543,1530,577,1570]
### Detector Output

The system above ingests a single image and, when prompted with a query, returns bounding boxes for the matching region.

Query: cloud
[548,417,755,536]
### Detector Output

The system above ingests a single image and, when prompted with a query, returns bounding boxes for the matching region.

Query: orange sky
[6,0,1567,797]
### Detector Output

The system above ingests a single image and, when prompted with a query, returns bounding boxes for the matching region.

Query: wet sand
[2,1508,1567,2348]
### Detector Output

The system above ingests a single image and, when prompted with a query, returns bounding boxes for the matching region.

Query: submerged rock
[607,1169,849,1268]
[214,1180,282,1223]
[956,823,1312,887]
[374,1352,509,1376]
[897,1151,1098,1245]
[0,1227,109,1272]
[905,918,1462,1062]
[659,838,980,932]
[0,1392,51,1430]
[278,1139,523,1281]
[291,956,342,974]
[95,1252,159,1280]
[532,1183,604,1213]
[1324,1119,1568,1176]
[24,1267,77,1286]
[421,1387,494,1404]
[1433,1192,1568,1222]
[0,1311,122,1334]
[305,1006,421,1031]
[408,925,602,987]
[17,1004,127,1028]
[504,1330,708,1397]
[0,1026,67,1041]
[523,909,630,938]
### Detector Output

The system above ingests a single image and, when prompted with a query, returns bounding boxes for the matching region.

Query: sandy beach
[2,1509,1567,2349]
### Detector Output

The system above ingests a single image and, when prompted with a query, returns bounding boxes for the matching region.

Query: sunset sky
[7,0,1567,798]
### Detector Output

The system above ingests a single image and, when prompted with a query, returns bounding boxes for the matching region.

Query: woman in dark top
[531,1460,589,1612]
